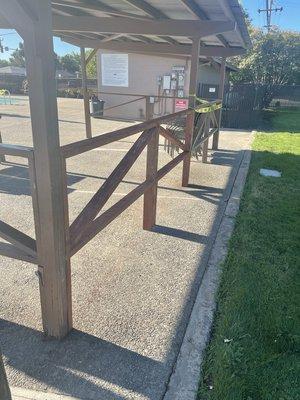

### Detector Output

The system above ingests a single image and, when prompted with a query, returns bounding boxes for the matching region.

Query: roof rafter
[180,0,230,47]
[52,0,151,20]
[53,16,236,37]
[121,0,180,45]
[61,35,246,57]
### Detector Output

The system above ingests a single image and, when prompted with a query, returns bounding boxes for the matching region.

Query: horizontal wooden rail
[0,143,34,158]
[103,96,146,113]
[0,242,38,265]
[0,219,37,258]
[61,108,193,159]
[93,90,189,101]
[71,151,187,255]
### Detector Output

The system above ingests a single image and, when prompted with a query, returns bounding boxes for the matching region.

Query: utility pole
[258,0,283,32]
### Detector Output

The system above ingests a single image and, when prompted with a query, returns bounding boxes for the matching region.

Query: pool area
[0,97,19,105]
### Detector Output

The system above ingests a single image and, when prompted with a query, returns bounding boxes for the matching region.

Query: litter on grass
[260,168,282,178]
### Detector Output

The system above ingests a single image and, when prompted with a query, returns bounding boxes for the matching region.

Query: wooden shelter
[0,0,250,339]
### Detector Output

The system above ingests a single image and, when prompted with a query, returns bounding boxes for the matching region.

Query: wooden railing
[164,99,222,163]
[0,143,39,265]
[0,102,221,265]
[60,108,194,256]
[0,103,222,340]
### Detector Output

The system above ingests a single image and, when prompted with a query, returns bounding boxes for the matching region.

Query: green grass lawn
[198,115,300,399]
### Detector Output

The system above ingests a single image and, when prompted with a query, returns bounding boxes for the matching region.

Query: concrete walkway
[0,97,252,400]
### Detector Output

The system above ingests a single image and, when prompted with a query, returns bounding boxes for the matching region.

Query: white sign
[209,87,216,93]
[101,53,129,87]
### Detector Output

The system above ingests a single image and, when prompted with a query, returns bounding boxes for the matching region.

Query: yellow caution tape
[195,102,222,114]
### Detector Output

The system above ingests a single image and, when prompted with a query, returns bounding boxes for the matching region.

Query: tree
[86,49,97,78]
[231,29,300,86]
[60,52,81,74]
[9,42,25,67]
[230,28,300,108]
[0,59,10,68]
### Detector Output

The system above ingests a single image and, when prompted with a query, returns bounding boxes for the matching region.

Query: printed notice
[101,53,129,87]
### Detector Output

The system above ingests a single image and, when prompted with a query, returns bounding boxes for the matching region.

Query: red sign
[175,99,188,111]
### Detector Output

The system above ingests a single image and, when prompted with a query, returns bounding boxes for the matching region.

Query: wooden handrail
[0,143,34,158]
[61,108,193,159]
[0,220,37,258]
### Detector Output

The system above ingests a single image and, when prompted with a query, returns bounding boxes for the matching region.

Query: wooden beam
[180,0,229,47]
[189,38,201,106]
[80,47,92,139]
[60,36,246,57]
[122,0,166,19]
[71,152,187,255]
[202,114,210,163]
[53,16,236,37]
[0,220,37,258]
[0,143,33,158]
[0,14,11,29]
[0,242,38,265]
[61,108,192,158]
[158,127,185,151]
[19,0,72,338]
[182,37,200,187]
[0,132,5,163]
[86,48,97,65]
[70,128,155,246]
[122,0,179,44]
[52,0,151,20]
[0,0,36,36]
[212,56,226,149]
[143,127,159,230]
[0,348,11,400]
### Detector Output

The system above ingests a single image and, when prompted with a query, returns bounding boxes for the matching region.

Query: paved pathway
[0,97,252,400]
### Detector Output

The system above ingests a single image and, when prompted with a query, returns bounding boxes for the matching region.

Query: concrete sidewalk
[0,98,252,400]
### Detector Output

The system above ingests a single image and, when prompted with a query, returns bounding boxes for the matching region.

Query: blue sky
[241,0,299,31]
[0,0,299,61]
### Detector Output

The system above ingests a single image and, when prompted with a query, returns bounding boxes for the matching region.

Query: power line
[258,0,283,32]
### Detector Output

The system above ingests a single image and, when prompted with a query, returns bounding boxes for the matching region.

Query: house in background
[0,66,26,76]
[0,66,77,93]
[96,50,237,121]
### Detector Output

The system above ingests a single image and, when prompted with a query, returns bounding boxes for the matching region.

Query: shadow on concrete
[210,149,239,166]
[0,146,246,399]
[0,320,161,400]
[0,164,84,196]
[152,225,207,244]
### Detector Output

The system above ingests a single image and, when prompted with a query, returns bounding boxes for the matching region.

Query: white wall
[96,50,226,120]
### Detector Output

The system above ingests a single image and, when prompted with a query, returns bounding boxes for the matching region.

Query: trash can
[89,96,105,118]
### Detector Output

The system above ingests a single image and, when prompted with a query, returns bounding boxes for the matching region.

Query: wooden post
[212,56,226,149]
[182,37,200,187]
[80,47,92,139]
[16,1,72,338]
[0,132,6,163]
[143,128,159,230]
[145,96,154,120]
[202,114,210,163]
[0,349,11,400]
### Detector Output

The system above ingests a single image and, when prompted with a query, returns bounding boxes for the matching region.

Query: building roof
[52,0,250,48]
[0,1,250,58]
[55,69,77,78]
[0,66,26,76]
